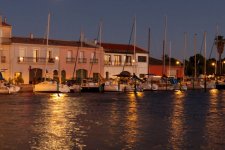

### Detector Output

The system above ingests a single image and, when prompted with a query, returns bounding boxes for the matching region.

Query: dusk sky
[1,0,225,60]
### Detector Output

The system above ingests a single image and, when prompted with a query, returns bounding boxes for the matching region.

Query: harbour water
[0,90,225,149]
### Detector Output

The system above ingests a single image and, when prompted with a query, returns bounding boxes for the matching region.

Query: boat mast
[148,28,151,76]
[194,33,197,80]
[44,13,50,81]
[183,32,187,82]
[88,22,101,78]
[203,31,207,91]
[72,31,83,80]
[162,16,167,76]
[168,41,171,77]
[133,16,136,74]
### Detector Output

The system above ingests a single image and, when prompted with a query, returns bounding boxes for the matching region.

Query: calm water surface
[0,90,225,150]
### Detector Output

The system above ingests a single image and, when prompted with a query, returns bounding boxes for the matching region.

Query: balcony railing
[90,58,98,64]
[66,57,76,63]
[104,61,112,65]
[104,61,133,66]
[66,57,87,63]
[78,58,87,63]
[18,57,55,64]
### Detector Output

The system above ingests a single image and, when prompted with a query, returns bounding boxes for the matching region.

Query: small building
[149,57,184,78]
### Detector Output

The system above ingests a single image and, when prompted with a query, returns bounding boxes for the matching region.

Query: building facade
[101,43,149,79]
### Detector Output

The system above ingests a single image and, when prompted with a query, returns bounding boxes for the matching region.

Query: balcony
[104,61,133,66]
[114,61,122,66]
[78,58,87,63]
[104,61,112,66]
[66,57,76,63]
[18,57,55,64]
[90,58,98,64]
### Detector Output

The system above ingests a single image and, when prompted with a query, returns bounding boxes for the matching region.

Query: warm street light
[55,56,60,83]
[176,61,180,65]
[211,62,216,75]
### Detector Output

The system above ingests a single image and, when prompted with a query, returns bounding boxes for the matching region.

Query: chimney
[30,33,34,39]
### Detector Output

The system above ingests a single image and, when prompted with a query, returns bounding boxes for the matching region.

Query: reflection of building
[101,43,149,79]
[149,57,184,78]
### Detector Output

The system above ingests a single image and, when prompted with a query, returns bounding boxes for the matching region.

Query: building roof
[149,57,163,65]
[11,37,97,48]
[149,57,183,66]
[1,21,11,27]
[100,42,148,54]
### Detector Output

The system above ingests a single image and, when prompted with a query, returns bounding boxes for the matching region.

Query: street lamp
[211,62,216,75]
[55,56,60,83]
[176,61,180,65]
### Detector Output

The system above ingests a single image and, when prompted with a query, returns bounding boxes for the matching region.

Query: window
[79,51,84,58]
[48,50,54,63]
[93,73,99,82]
[79,51,86,63]
[106,72,109,79]
[90,52,98,63]
[114,55,121,65]
[125,56,132,65]
[138,56,147,62]
[33,49,39,62]
[104,55,111,65]
[67,50,72,62]
[19,48,25,62]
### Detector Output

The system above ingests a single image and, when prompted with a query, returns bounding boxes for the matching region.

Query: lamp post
[55,56,60,84]
[222,60,225,75]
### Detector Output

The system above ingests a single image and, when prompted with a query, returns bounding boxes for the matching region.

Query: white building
[101,43,149,79]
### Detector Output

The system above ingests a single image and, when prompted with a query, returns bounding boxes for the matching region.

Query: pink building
[9,37,104,84]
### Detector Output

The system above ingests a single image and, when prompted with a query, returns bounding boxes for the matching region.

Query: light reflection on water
[0,90,225,149]
[168,91,185,149]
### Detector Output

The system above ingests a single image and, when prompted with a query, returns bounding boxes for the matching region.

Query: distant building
[149,57,184,78]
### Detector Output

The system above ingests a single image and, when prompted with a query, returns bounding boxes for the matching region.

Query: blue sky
[1,0,225,60]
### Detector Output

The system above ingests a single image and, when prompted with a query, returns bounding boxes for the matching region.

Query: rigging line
[122,19,135,72]
[44,13,50,81]
[208,34,216,59]
[199,33,204,54]
[72,32,82,79]
[88,22,101,78]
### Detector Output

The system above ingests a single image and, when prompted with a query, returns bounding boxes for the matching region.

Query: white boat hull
[0,85,20,94]
[34,81,70,93]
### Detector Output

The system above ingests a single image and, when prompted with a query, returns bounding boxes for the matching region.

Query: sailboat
[104,17,142,92]
[0,71,20,94]
[33,14,70,93]
[80,22,105,92]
